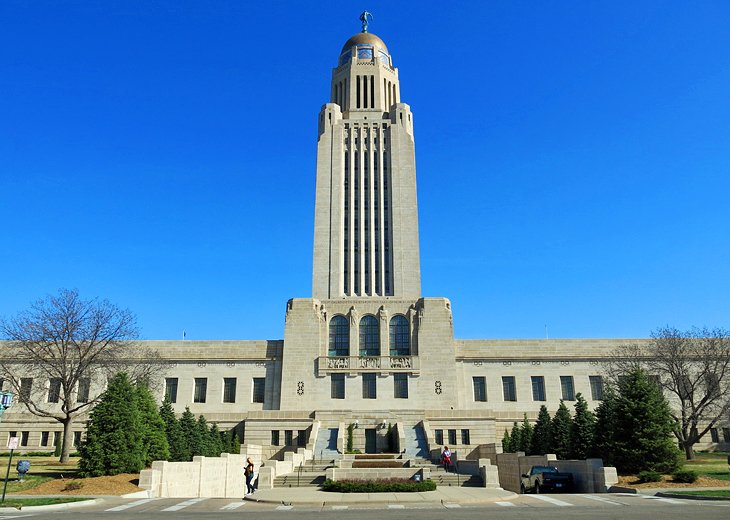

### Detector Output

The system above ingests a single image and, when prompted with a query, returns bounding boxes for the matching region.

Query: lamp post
[1,391,16,503]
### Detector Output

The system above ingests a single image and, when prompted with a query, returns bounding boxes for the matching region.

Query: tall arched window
[329,315,349,357]
[359,315,379,357]
[389,315,410,356]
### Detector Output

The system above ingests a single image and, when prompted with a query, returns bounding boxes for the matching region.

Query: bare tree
[606,326,730,460]
[0,289,160,462]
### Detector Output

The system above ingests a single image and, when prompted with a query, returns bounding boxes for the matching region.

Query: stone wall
[139,453,246,498]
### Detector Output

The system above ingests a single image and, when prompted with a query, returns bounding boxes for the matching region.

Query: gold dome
[340,32,389,54]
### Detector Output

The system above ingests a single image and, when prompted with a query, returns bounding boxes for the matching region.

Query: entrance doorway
[365,429,377,453]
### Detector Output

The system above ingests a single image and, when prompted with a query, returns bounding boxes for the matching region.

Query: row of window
[434,429,470,446]
[330,373,409,399]
[710,427,730,443]
[472,375,605,403]
[329,315,410,357]
[0,378,90,404]
[271,429,308,447]
[7,431,81,448]
[165,377,265,404]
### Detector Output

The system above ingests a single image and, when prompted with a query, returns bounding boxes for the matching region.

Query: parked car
[520,466,573,493]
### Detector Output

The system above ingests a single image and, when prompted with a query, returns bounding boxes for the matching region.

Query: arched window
[389,315,410,356]
[359,315,379,357]
[329,315,349,357]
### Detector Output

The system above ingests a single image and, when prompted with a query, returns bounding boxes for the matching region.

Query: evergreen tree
[509,421,522,453]
[593,387,619,466]
[179,407,200,460]
[159,398,187,462]
[501,429,512,453]
[197,415,213,456]
[569,393,595,459]
[228,428,241,455]
[519,414,533,454]
[612,368,681,473]
[135,382,170,465]
[551,400,572,460]
[209,423,224,457]
[531,405,553,455]
[78,373,144,476]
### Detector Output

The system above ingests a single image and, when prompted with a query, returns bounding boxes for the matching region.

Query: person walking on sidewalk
[245,457,256,495]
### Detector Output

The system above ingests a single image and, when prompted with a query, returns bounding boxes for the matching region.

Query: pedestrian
[441,446,452,473]
[245,457,255,495]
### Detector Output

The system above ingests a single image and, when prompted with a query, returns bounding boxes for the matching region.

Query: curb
[0,497,103,512]
[656,492,730,501]
[607,486,637,494]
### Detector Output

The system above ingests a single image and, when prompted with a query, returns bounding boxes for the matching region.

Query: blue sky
[2,1,729,340]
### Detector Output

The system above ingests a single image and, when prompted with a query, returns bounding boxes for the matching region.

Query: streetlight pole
[0,391,16,503]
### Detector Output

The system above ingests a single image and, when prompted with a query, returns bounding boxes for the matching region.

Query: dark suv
[520,466,573,493]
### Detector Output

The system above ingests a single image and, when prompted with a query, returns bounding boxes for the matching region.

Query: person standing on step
[441,446,452,473]
[245,457,255,495]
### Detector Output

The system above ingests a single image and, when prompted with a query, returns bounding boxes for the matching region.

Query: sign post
[2,437,19,502]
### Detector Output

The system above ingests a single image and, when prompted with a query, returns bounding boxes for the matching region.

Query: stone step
[430,474,484,487]
[274,474,326,488]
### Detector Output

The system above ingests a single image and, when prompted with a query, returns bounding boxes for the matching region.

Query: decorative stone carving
[327,357,349,369]
[389,356,412,369]
[349,306,359,325]
[359,356,380,369]
[297,381,304,395]
[378,305,387,321]
[435,381,442,395]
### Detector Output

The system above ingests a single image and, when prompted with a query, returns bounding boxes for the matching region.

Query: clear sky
[2,1,729,341]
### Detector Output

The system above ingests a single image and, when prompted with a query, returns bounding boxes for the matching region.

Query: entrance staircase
[313,427,340,462]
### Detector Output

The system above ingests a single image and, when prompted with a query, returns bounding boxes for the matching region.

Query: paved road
[5,493,729,519]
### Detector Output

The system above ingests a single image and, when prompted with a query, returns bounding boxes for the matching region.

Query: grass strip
[0,497,91,507]
[666,490,730,498]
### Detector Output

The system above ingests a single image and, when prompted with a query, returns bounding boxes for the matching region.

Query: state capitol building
[2,17,727,458]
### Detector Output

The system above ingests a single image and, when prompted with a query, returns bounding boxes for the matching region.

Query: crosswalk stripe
[640,495,685,505]
[105,498,156,511]
[496,501,517,507]
[276,505,294,510]
[332,505,349,510]
[220,502,246,510]
[526,494,574,506]
[443,503,462,508]
[161,498,207,512]
[388,504,405,509]
[580,494,622,506]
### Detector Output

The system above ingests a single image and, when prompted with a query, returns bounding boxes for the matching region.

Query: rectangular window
[73,431,81,447]
[560,376,575,401]
[502,376,517,402]
[297,430,307,447]
[589,375,604,401]
[9,431,17,441]
[223,378,237,403]
[47,378,62,403]
[448,429,457,445]
[434,429,443,445]
[164,378,178,403]
[252,378,265,403]
[362,373,376,399]
[461,429,470,445]
[723,428,730,443]
[710,428,719,443]
[20,378,33,402]
[285,430,293,446]
[531,376,546,401]
[0,378,3,390]
[21,431,29,447]
[271,430,280,446]
[394,373,408,399]
[473,376,487,402]
[40,431,50,447]
[193,378,207,403]
[331,374,345,399]
[77,378,90,403]
[53,431,60,447]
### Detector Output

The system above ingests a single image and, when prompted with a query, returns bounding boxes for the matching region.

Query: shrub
[637,470,662,483]
[62,480,84,491]
[322,478,436,493]
[672,469,698,483]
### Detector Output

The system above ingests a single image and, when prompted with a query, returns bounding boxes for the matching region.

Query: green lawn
[0,455,80,492]
[684,452,730,482]
[668,490,730,498]
[0,497,91,508]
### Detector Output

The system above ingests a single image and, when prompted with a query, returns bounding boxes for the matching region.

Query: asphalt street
[3,493,729,520]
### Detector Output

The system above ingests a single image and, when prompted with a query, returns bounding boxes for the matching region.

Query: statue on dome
[360,10,373,33]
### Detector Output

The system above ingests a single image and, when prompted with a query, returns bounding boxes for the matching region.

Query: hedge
[321,478,437,493]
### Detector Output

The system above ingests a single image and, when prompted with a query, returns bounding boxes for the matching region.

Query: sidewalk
[244,486,517,506]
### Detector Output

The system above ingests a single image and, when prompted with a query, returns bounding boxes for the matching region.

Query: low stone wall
[139,453,247,498]
[326,467,430,482]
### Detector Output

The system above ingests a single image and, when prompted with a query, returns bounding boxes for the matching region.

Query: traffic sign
[7,437,19,450]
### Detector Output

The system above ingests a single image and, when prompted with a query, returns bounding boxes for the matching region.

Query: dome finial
[359,10,373,33]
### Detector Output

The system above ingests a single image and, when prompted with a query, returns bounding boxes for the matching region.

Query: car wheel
[520,484,525,494]
[535,483,540,494]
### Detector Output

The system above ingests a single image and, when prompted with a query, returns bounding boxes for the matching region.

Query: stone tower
[312,29,421,300]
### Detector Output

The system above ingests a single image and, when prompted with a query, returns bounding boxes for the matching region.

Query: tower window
[329,315,350,356]
[389,315,410,356]
[560,376,575,401]
[359,315,379,356]
[362,373,377,399]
